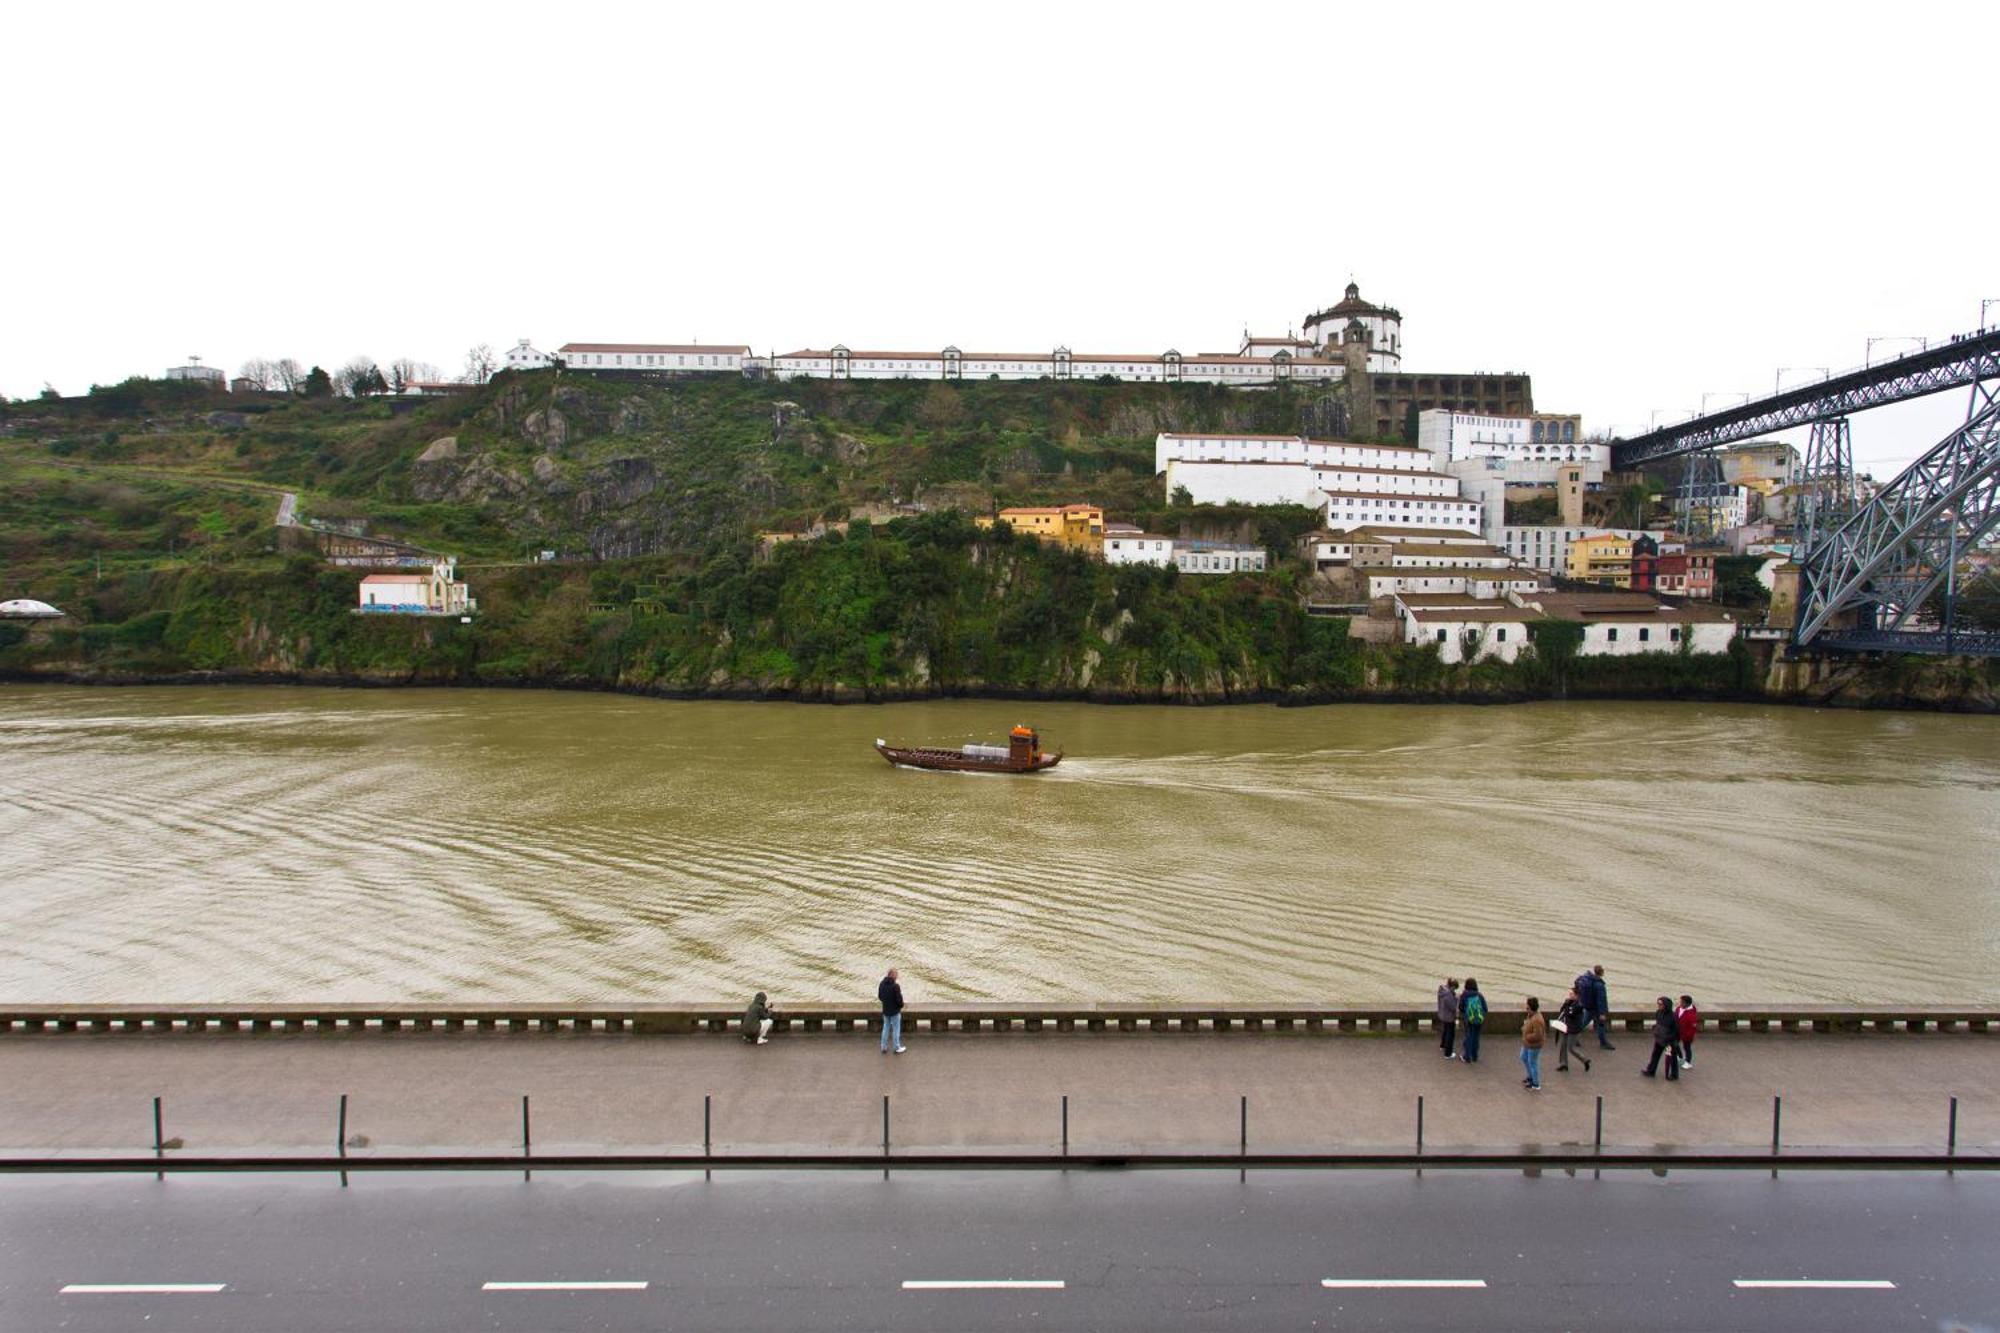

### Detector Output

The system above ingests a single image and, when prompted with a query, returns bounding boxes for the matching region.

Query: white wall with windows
[1155,433,1426,475]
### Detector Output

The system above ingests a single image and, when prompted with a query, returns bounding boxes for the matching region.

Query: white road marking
[902,1280,1066,1290]
[1733,1279,1896,1290]
[1321,1279,1488,1289]
[483,1281,650,1291]
[61,1284,227,1294]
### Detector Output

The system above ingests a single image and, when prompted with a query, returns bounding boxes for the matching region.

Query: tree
[388,358,439,394]
[464,344,497,384]
[302,365,334,398]
[273,358,304,394]
[236,358,276,391]
[337,358,387,398]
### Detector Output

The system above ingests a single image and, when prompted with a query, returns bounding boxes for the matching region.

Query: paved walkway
[0,1030,1992,1157]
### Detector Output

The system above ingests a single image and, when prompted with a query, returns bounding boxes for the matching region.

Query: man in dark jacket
[878,968,906,1055]
[1436,978,1460,1060]
[1589,965,1617,1050]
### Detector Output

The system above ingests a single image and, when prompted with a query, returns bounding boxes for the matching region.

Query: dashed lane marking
[1733,1280,1896,1290]
[483,1281,650,1291]
[903,1280,1066,1291]
[1321,1279,1488,1289]
[61,1285,228,1295]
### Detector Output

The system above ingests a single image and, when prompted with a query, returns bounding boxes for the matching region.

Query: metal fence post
[337,1094,349,1189]
[1594,1095,1603,1151]
[1239,1094,1247,1183]
[1062,1095,1069,1159]
[1948,1095,1958,1168]
[705,1094,713,1183]
[882,1094,890,1181]
[1770,1094,1781,1179]
[152,1095,163,1182]
[522,1094,532,1183]
[1416,1095,1424,1155]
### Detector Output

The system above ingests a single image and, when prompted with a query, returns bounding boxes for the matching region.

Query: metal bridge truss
[1612,328,2000,469]
[1795,378,2000,655]
[1795,418,1856,559]
[1675,451,1727,542]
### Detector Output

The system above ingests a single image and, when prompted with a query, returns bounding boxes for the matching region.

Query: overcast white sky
[6,1,1995,474]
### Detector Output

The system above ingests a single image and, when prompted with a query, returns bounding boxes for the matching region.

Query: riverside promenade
[1,1018,1995,1160]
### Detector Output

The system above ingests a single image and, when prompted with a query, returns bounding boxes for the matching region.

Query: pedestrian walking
[1436,977,1461,1060]
[1641,995,1679,1078]
[1459,978,1487,1064]
[742,991,774,1045]
[1589,965,1616,1050]
[877,968,906,1055]
[1676,994,1700,1070]
[1520,996,1546,1091]
[1554,987,1591,1073]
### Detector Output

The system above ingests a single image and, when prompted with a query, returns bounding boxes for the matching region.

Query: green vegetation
[2,371,1989,708]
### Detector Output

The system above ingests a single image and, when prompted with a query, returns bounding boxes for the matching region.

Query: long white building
[1155,432,1433,475]
[552,281,1416,387]
[558,342,754,373]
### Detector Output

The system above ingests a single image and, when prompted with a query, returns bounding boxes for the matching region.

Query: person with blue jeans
[878,967,905,1054]
[1520,995,1546,1090]
[1590,964,1617,1050]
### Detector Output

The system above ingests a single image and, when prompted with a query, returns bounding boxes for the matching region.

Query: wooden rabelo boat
[875,724,1062,774]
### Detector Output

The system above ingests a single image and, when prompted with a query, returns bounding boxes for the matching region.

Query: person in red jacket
[1675,995,1701,1071]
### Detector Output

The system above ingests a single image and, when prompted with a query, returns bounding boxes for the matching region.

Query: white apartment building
[559,343,753,373]
[1369,568,1543,599]
[1322,490,1483,533]
[505,339,553,372]
[1175,543,1267,575]
[1502,525,1649,575]
[1154,433,1432,475]
[1417,409,1604,485]
[1103,524,1176,567]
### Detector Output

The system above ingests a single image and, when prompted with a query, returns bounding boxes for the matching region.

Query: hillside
[2,374,1993,710]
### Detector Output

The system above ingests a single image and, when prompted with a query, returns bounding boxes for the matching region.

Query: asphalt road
[2,1168,1995,1331]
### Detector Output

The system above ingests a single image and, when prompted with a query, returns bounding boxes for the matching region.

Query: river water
[0,686,1995,1005]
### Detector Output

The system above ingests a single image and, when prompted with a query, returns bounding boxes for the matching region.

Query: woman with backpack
[1459,978,1487,1064]
[1554,986,1591,1073]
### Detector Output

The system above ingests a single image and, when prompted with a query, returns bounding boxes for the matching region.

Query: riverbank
[3,655,1995,712]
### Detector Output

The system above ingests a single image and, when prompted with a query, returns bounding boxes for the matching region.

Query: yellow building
[980,504,1106,553]
[1567,532,1634,587]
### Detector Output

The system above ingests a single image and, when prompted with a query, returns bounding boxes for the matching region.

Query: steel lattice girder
[1795,384,2000,646]
[1612,328,2000,469]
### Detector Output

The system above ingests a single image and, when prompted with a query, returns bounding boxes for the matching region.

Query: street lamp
[1702,391,1752,415]
[1983,299,2000,331]
[1865,335,1927,366]
[1776,366,1829,395]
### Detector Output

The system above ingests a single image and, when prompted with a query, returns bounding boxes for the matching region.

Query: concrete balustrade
[0,1003,1991,1039]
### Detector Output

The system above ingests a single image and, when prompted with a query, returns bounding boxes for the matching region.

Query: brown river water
[0,686,1995,1005]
